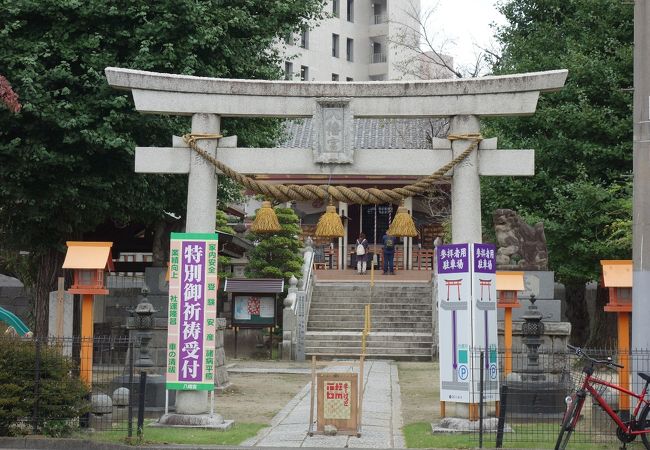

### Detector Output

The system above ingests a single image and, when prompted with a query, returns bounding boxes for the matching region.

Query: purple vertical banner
[473,243,496,274]
[437,243,469,274]
[179,241,206,383]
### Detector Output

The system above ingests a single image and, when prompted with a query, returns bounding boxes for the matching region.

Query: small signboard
[223,278,284,329]
[166,232,218,391]
[232,295,276,327]
[317,372,358,434]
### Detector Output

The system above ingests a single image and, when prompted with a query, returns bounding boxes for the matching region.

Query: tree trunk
[586,285,617,348]
[151,218,182,267]
[32,248,65,338]
[564,279,589,346]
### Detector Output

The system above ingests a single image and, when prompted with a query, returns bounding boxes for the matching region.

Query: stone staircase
[305,282,434,360]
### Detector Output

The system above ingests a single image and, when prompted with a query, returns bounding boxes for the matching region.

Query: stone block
[175,391,208,414]
[215,348,226,366]
[215,330,224,347]
[48,291,73,350]
[145,267,169,295]
[519,271,555,300]
[112,387,130,406]
[89,413,112,431]
[91,394,113,414]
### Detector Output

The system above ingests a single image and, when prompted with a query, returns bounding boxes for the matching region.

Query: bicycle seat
[639,372,650,383]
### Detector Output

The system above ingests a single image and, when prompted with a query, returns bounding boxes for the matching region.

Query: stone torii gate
[106,67,567,419]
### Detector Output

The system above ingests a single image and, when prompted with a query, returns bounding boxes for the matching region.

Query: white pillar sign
[437,243,472,402]
[437,243,499,404]
[471,243,499,401]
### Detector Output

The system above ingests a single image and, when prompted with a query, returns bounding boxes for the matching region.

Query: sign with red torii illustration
[437,243,499,404]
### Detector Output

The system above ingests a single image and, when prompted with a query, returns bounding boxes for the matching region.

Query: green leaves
[483,0,633,285]
[0,0,324,251]
[246,206,303,288]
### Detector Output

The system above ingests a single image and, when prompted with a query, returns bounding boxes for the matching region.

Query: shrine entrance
[105,66,568,413]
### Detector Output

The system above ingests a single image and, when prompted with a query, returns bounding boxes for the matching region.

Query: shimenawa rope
[183,133,482,205]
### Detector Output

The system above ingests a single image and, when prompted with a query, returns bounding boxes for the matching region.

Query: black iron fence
[0,335,152,438]
[465,347,650,448]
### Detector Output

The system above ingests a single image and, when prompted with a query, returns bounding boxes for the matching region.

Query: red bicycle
[555,345,650,449]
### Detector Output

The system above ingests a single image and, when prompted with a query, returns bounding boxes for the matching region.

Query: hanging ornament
[387,203,418,237]
[315,203,345,238]
[251,201,281,233]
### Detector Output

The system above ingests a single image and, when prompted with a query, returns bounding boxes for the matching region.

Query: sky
[419,0,507,74]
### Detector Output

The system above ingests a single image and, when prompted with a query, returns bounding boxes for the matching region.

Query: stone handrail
[282,247,314,360]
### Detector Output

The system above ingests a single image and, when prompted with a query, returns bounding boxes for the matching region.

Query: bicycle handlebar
[567,344,624,369]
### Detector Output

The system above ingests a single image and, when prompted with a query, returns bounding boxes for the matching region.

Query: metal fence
[465,347,650,448]
[0,335,148,437]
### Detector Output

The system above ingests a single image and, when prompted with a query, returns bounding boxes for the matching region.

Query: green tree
[482,0,633,344]
[246,207,303,284]
[0,0,325,336]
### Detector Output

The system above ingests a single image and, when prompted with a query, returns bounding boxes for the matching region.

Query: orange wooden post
[504,307,513,375]
[80,293,94,385]
[601,260,633,412]
[618,312,631,411]
[63,241,114,388]
[496,272,524,376]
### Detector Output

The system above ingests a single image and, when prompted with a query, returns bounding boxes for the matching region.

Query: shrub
[0,337,89,436]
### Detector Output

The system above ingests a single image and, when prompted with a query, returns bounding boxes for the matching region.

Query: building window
[284,61,293,80]
[346,77,354,82]
[332,0,339,17]
[346,38,354,62]
[347,0,354,22]
[300,65,309,81]
[284,32,294,46]
[332,33,339,57]
[300,28,309,49]
[332,73,339,81]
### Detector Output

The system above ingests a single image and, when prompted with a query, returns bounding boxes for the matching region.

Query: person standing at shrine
[355,232,369,274]
[382,232,396,275]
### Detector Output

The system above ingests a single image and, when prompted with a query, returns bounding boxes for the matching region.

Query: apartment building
[281,0,423,81]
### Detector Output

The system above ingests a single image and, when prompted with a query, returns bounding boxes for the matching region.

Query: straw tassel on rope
[315,203,345,238]
[387,204,418,238]
[251,201,281,233]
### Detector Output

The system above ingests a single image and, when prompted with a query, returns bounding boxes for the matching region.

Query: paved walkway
[242,360,404,448]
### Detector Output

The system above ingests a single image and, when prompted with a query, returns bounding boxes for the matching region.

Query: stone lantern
[521,294,545,381]
[127,287,157,368]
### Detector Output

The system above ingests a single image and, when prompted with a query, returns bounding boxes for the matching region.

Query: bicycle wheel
[639,403,650,450]
[555,395,584,450]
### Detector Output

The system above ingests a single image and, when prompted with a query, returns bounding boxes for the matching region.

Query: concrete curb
[390,363,406,449]
[0,437,243,450]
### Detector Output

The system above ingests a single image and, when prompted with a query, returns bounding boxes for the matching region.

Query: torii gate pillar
[450,115,482,244]
[173,113,221,417]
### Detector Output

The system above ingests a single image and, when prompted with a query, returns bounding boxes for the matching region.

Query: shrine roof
[63,242,114,271]
[280,118,444,150]
[496,271,525,291]
[601,260,632,288]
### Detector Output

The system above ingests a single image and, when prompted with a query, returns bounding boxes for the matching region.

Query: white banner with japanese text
[166,232,218,391]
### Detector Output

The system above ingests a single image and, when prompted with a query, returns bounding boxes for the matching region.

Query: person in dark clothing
[382,232,396,274]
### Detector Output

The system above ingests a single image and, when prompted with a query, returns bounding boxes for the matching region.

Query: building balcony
[368,20,388,38]
[370,53,387,64]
